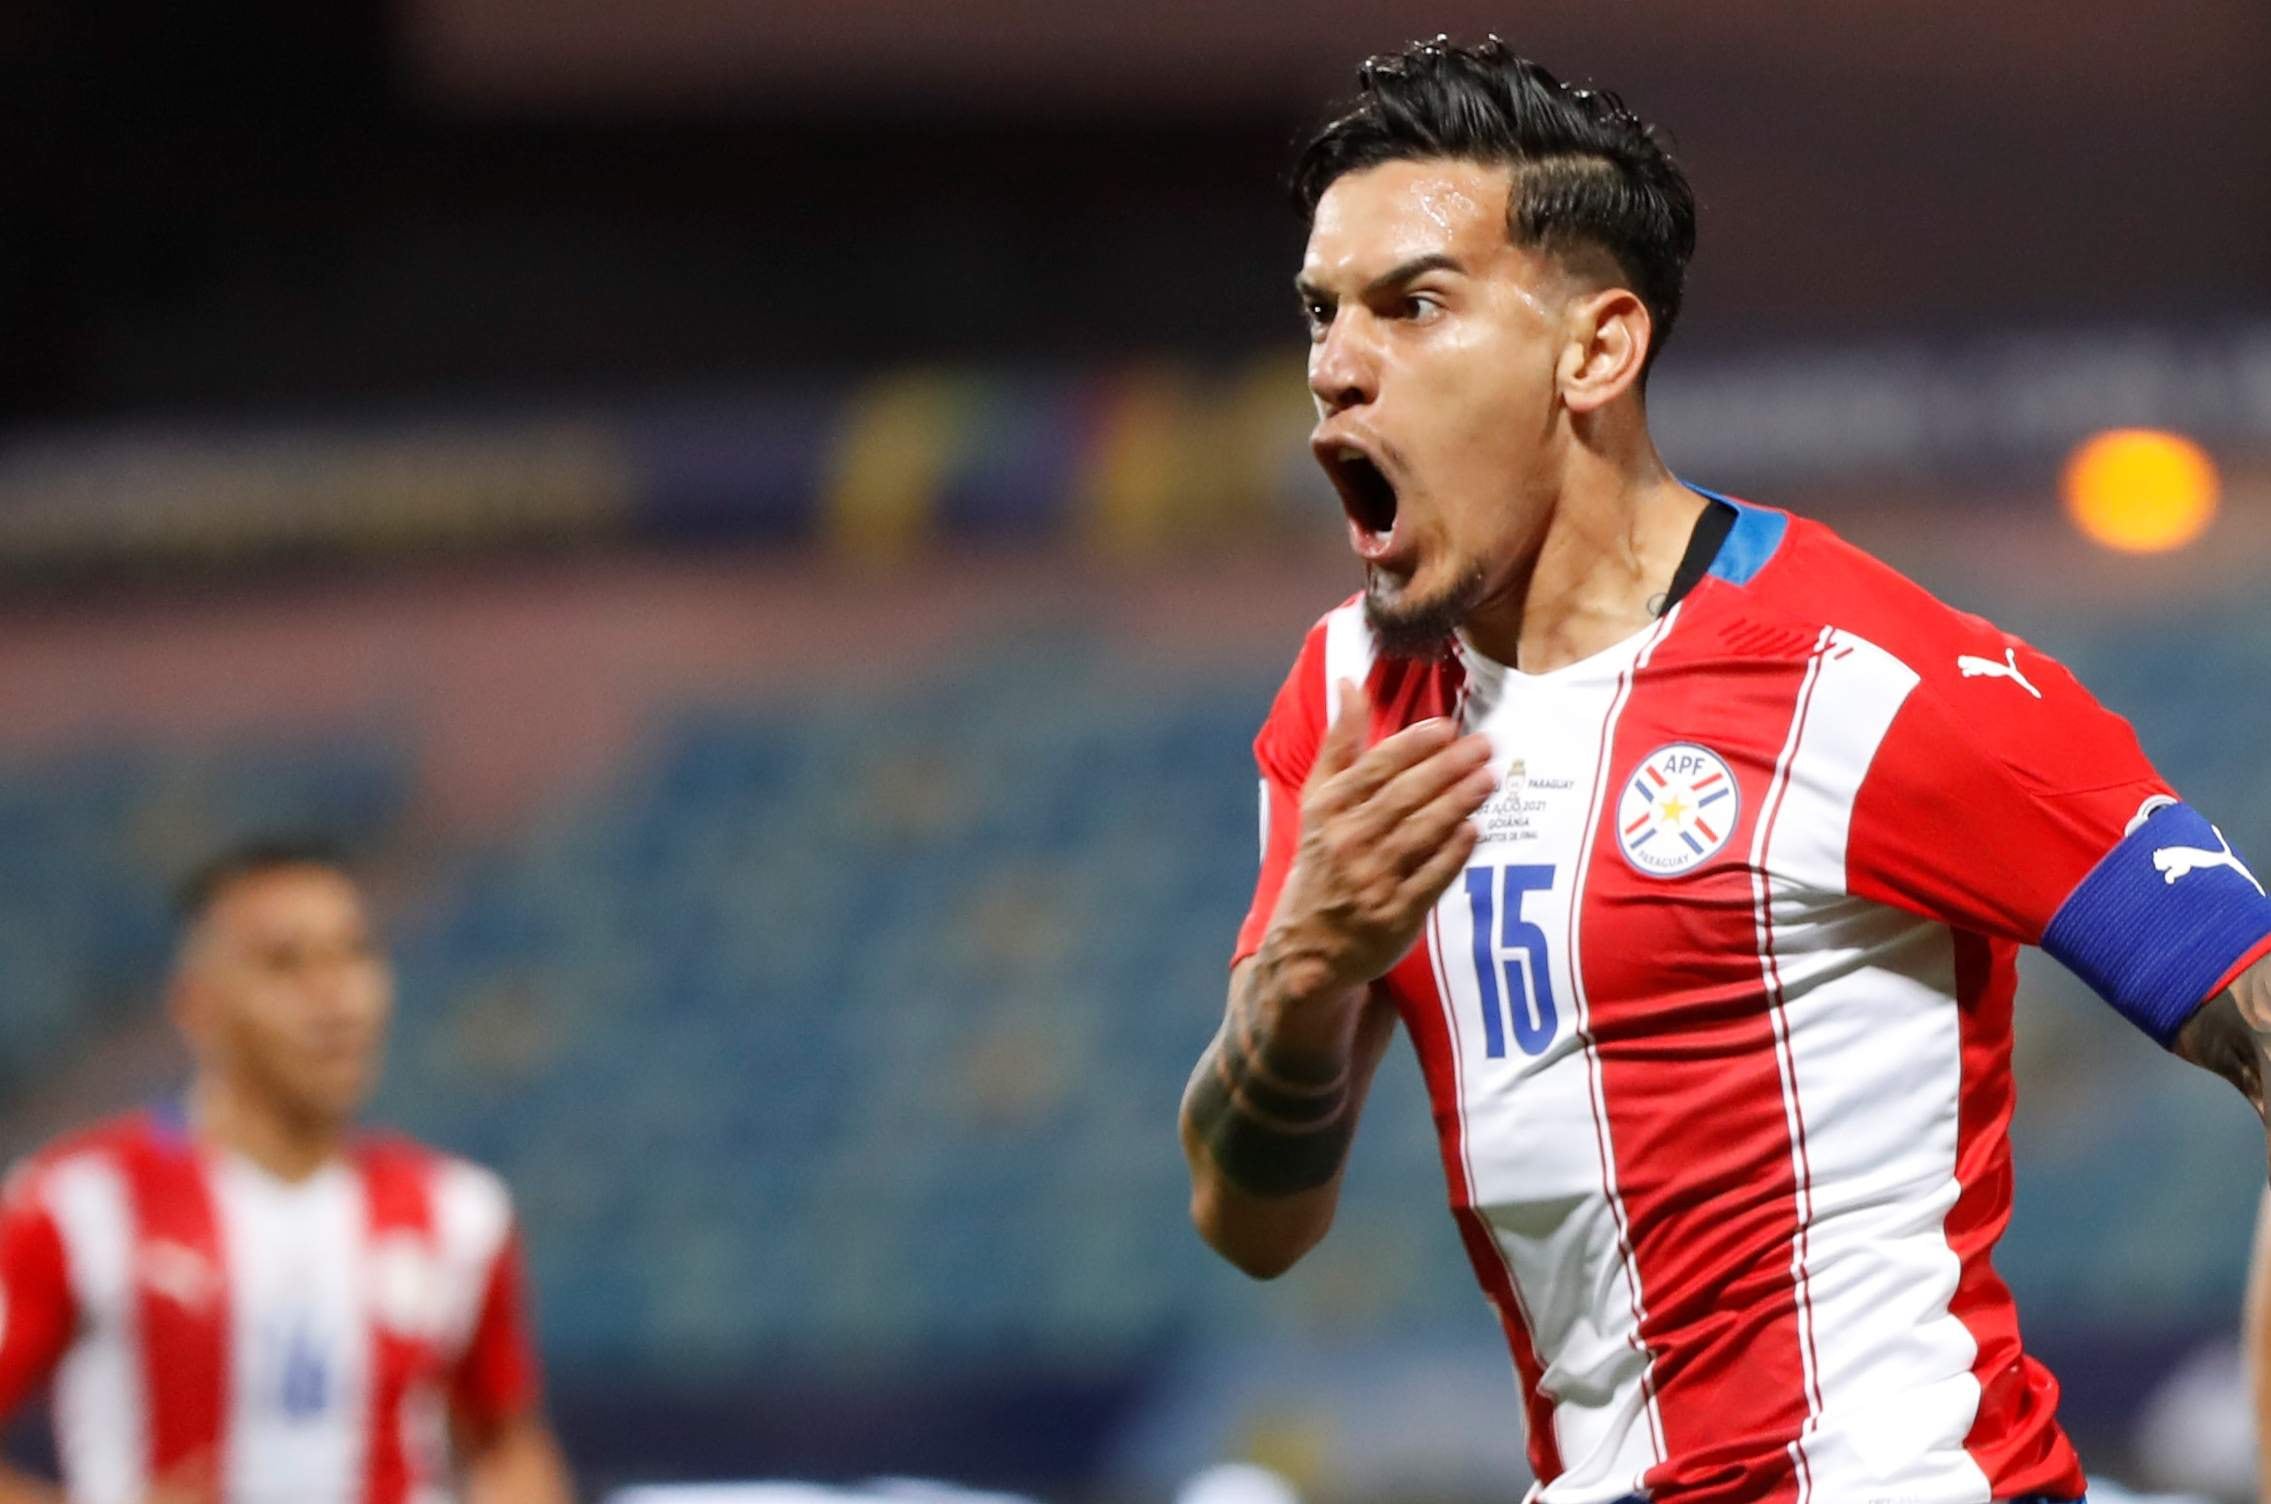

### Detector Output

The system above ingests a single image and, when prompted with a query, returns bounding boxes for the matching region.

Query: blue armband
[2041,801,2271,1046]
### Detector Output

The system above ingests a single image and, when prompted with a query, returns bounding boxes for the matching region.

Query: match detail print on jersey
[1616,743,1740,877]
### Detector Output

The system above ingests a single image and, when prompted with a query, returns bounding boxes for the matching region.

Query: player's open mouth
[1322,444,1402,562]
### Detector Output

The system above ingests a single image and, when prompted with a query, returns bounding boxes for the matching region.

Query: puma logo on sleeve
[2153,825,2266,896]
[1955,647,2042,700]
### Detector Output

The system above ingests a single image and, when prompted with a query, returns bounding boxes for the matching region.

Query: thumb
[1312,676,1370,782]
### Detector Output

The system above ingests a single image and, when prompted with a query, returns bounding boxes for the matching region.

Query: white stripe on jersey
[1322,602,1375,706]
[429,1160,512,1357]
[44,1155,146,1504]
[214,1159,372,1504]
[1751,629,1995,1501]
[1555,607,1679,1496]
[1751,628,1835,1502]
[1428,609,1677,1502]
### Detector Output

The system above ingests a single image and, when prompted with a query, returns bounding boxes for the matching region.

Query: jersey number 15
[1463,864,1560,1059]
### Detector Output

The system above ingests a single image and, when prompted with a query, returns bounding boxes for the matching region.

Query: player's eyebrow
[1296,253,1468,308]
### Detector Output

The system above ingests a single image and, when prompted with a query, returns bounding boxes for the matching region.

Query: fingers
[1311,716,1468,820]
[1347,733,1494,847]
[1309,677,1370,784]
[1373,768,1495,877]
[1281,685,1496,987]
[1397,815,1482,912]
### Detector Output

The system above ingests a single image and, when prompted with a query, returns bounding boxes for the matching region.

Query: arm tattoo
[1185,978,1357,1197]
[2174,959,2271,1117]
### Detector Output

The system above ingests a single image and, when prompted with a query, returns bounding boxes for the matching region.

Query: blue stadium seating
[4,608,2265,1385]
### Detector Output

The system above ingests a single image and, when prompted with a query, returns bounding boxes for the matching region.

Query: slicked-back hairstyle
[174,837,353,931]
[1294,37,1698,377]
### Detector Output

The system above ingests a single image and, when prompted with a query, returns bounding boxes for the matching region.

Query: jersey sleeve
[1230,617,1333,967]
[1846,633,2271,1045]
[450,1221,542,1436]
[0,1167,74,1419]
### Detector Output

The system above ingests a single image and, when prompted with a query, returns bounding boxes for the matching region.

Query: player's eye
[1302,300,1334,339]
[1401,292,1443,322]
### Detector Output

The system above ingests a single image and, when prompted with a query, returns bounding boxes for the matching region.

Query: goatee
[1363,563,1487,661]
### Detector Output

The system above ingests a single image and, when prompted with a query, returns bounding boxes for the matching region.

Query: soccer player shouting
[1180,38,2271,1504]
[0,843,573,1504]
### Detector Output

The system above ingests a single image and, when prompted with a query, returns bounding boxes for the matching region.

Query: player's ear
[1557,287,1652,414]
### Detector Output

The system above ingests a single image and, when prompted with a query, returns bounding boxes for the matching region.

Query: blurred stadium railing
[2,327,2266,581]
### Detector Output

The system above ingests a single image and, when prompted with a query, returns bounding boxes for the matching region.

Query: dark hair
[174,837,353,927]
[1293,37,1698,375]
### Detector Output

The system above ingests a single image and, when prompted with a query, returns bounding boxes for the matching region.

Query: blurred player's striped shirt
[0,1104,540,1504]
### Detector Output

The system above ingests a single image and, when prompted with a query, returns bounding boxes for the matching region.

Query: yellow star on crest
[1658,794,1690,825]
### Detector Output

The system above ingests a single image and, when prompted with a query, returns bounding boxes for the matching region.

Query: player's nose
[1307,313,1380,414]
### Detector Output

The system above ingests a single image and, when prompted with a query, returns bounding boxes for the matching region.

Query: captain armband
[2040,801,2271,1047]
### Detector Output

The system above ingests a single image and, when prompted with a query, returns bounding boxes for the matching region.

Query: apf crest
[1617,743,1739,877]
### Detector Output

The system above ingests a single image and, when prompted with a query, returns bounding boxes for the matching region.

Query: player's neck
[188,1073,348,1183]
[1464,435,1702,674]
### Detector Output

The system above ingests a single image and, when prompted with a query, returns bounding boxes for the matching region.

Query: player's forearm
[2171,956,2271,1119]
[463,1414,575,1504]
[1180,951,1372,1278]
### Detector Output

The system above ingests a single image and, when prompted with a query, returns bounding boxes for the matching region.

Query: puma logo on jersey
[1955,648,2041,699]
[2153,825,2265,896]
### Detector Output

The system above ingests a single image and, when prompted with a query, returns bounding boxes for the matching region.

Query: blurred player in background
[1181,37,2271,1504]
[0,841,574,1504]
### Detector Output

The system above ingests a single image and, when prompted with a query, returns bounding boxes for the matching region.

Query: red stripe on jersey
[452,1227,540,1434]
[1562,624,1675,1470]
[1575,628,1822,1503]
[1404,916,1564,1482]
[1364,653,1462,743]
[360,1141,438,1504]
[1948,933,2086,1497]
[121,1126,229,1487]
[1234,612,1336,966]
[0,1186,73,1419]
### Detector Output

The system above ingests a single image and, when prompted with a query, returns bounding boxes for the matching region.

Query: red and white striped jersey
[1234,496,2271,1504]
[0,1107,541,1504]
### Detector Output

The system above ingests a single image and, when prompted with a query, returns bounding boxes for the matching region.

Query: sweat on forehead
[1299,163,1562,321]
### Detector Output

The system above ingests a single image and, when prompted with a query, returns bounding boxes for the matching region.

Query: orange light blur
[2062,428,2220,555]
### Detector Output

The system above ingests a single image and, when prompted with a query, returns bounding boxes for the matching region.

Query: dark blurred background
[1,2,2266,1500]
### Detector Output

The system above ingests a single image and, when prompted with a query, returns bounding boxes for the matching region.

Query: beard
[1363,560,1488,660]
